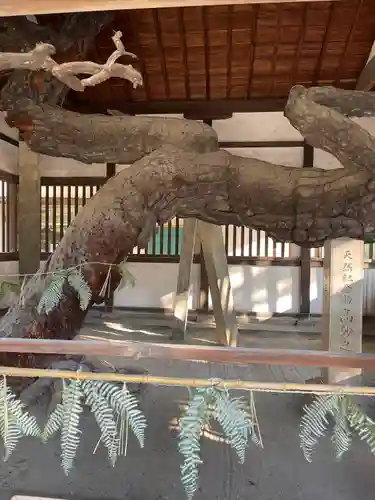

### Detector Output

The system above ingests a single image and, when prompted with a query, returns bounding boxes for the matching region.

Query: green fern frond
[67,269,92,311]
[81,381,118,466]
[346,399,375,454]
[212,390,252,464]
[116,260,136,291]
[331,397,352,460]
[0,280,21,299]
[87,380,147,448]
[300,394,341,462]
[178,387,214,500]
[60,379,83,475]
[0,377,40,461]
[37,271,67,315]
[42,403,64,442]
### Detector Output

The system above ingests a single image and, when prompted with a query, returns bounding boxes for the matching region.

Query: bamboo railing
[0,337,373,395]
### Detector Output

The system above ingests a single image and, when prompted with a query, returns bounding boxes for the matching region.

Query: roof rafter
[1,0,346,18]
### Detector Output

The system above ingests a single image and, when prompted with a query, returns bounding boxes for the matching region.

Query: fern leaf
[60,379,83,475]
[300,394,340,462]
[0,280,21,299]
[3,423,22,461]
[81,381,118,466]
[37,271,67,314]
[346,398,375,454]
[88,381,147,448]
[213,390,253,464]
[178,387,214,500]
[331,397,352,460]
[116,261,136,291]
[67,269,92,311]
[42,403,64,442]
[0,378,40,461]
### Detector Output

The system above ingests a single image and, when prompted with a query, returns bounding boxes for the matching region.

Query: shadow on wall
[113,262,327,317]
[0,260,374,318]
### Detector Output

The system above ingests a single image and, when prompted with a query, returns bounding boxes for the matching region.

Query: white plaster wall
[0,256,373,316]
[38,156,105,177]
[212,265,300,314]
[214,112,303,142]
[114,263,200,310]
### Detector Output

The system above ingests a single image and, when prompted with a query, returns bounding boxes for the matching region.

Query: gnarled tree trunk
[0,14,374,389]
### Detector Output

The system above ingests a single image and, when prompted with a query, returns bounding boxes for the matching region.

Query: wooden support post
[7,181,18,252]
[199,252,209,313]
[299,143,313,316]
[322,238,364,384]
[104,163,116,313]
[198,221,238,347]
[18,142,41,278]
[172,218,198,341]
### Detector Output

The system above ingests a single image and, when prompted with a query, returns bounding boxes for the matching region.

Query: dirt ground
[2,310,375,500]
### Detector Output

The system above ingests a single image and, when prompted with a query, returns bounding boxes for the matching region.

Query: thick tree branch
[0,12,114,113]
[6,103,218,162]
[285,86,375,172]
[0,31,142,92]
[0,142,373,388]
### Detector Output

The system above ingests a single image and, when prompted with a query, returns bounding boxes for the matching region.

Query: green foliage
[42,378,147,474]
[60,379,84,475]
[0,280,21,300]
[178,385,260,500]
[116,260,136,291]
[37,271,67,315]
[300,394,375,462]
[345,398,375,453]
[67,269,92,310]
[0,376,40,461]
[37,267,92,315]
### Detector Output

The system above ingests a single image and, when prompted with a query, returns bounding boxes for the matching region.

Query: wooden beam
[198,221,238,347]
[1,0,344,17]
[172,218,198,341]
[299,143,313,316]
[70,97,287,116]
[0,337,375,372]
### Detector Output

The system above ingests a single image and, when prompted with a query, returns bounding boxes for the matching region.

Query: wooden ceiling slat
[202,7,210,99]
[290,4,307,88]
[153,9,170,100]
[63,1,375,111]
[226,6,233,99]
[333,0,361,87]
[246,4,259,98]
[311,1,334,85]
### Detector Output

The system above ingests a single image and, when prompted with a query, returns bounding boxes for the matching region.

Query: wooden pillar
[199,119,211,315]
[322,238,364,383]
[7,181,18,252]
[199,252,209,312]
[104,163,116,313]
[198,221,238,347]
[18,142,41,277]
[299,143,313,316]
[172,219,198,341]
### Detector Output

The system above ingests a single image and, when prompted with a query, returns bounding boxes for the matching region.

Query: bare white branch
[0,30,142,92]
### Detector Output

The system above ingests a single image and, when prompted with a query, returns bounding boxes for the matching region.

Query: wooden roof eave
[1,0,346,18]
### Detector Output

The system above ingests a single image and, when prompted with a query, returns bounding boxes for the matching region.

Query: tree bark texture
[0,16,375,384]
